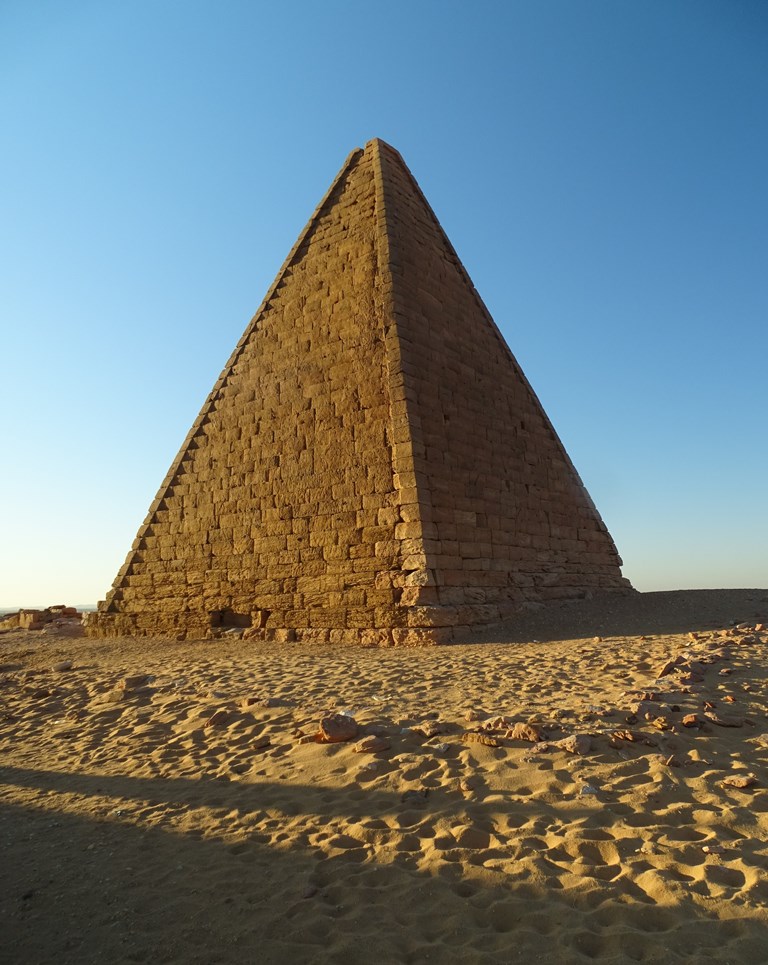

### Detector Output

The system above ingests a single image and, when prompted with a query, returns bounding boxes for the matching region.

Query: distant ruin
[88,138,630,644]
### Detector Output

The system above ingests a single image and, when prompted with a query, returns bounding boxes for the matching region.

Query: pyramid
[89,138,630,645]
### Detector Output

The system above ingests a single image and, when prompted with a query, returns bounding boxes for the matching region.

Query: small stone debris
[481,715,515,731]
[461,732,500,747]
[52,660,73,672]
[662,754,681,767]
[705,711,744,728]
[302,885,318,900]
[319,714,358,743]
[655,659,679,679]
[554,734,592,755]
[205,709,230,728]
[651,715,673,731]
[400,788,429,803]
[464,709,484,722]
[580,784,599,796]
[611,729,659,748]
[702,844,727,855]
[252,735,271,749]
[681,713,703,728]
[239,695,284,710]
[506,722,543,743]
[121,674,150,690]
[26,687,52,700]
[631,700,661,719]
[722,774,757,789]
[353,734,391,753]
[414,720,447,739]
[709,648,732,662]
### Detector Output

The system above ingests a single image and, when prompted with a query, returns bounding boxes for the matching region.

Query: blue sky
[1,0,766,606]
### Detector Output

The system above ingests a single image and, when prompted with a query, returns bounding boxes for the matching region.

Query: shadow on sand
[462,589,768,645]
[1,763,766,965]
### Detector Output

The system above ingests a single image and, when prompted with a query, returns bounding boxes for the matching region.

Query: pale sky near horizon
[1,0,766,607]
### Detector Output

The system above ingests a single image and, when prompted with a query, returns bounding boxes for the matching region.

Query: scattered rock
[205,709,230,727]
[705,711,744,728]
[461,732,500,747]
[319,714,358,743]
[611,729,659,747]
[353,734,391,753]
[252,735,271,749]
[554,734,592,755]
[681,713,703,728]
[709,648,731,662]
[737,634,758,645]
[121,674,150,690]
[651,714,673,731]
[52,660,73,672]
[26,687,52,700]
[702,844,726,855]
[482,715,515,731]
[240,695,284,710]
[507,722,542,743]
[414,720,447,738]
[722,774,757,789]
[400,788,429,803]
[631,700,661,719]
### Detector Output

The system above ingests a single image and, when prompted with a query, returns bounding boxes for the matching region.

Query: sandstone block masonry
[88,138,631,644]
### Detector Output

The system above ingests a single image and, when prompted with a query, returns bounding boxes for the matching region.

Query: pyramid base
[84,581,634,646]
[84,611,473,645]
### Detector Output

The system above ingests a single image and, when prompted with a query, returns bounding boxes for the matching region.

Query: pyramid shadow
[2,763,767,964]
[459,588,768,645]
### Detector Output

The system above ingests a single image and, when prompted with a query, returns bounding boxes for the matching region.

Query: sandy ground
[1,588,767,964]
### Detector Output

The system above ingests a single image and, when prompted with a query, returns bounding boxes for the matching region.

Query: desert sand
[1,589,767,964]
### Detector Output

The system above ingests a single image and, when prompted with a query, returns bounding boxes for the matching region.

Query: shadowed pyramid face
[89,138,629,645]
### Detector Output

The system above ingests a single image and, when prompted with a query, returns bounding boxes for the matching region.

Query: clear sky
[1,0,766,607]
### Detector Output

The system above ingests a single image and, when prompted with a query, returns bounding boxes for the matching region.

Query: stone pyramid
[89,138,630,644]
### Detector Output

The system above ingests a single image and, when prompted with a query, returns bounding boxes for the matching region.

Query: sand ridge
[1,589,767,963]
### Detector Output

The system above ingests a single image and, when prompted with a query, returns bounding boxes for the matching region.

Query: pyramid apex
[364,136,398,154]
